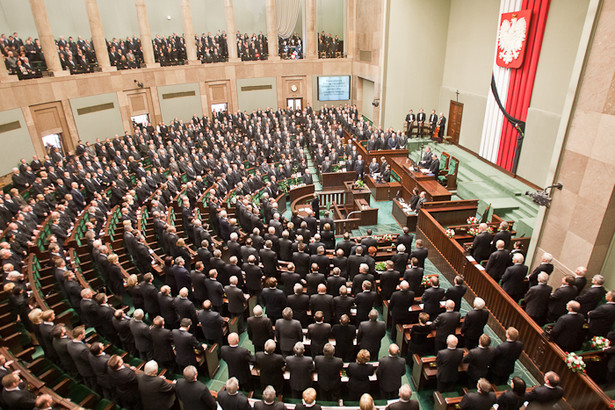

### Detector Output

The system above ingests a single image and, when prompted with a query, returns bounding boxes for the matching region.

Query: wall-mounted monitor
[317,75,351,101]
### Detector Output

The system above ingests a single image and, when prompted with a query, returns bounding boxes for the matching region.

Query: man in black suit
[376,344,406,399]
[335,232,355,257]
[524,371,564,408]
[403,257,424,294]
[527,252,555,287]
[490,221,512,253]
[89,342,113,400]
[259,240,279,278]
[150,316,176,373]
[576,274,606,317]
[432,300,461,353]
[107,354,141,409]
[410,239,428,269]
[172,318,206,372]
[461,297,489,349]
[500,253,528,302]
[347,246,368,279]
[436,113,446,141]
[547,275,577,322]
[436,334,464,392]
[198,300,226,347]
[444,276,467,312]
[247,305,274,352]
[354,154,365,179]
[463,334,495,386]
[314,342,343,401]
[471,223,493,263]
[524,272,552,325]
[391,244,410,273]
[421,276,445,320]
[485,240,512,282]
[311,193,320,219]
[384,384,419,410]
[552,301,585,352]
[158,285,179,329]
[588,290,615,337]
[255,339,285,393]
[221,332,254,391]
[137,360,176,409]
[355,280,378,324]
[459,378,496,410]
[572,266,588,295]
[307,311,331,357]
[380,260,401,301]
[142,273,160,318]
[489,327,523,385]
[332,313,357,362]
[204,269,225,312]
[225,275,247,328]
[285,342,314,398]
[217,377,251,410]
[389,281,415,341]
[130,309,153,361]
[260,277,287,323]
[357,309,386,359]
[1,373,36,409]
[176,365,217,410]
[275,307,303,357]
[67,326,97,390]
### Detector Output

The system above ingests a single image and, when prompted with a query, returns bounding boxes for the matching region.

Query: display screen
[317,76,351,101]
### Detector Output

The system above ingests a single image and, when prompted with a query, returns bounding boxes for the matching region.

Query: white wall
[381,0,451,130]
[99,0,140,40]
[0,109,36,175]
[316,0,343,37]
[192,0,227,35]
[146,0,184,37]
[361,77,375,121]
[0,0,37,39]
[237,77,278,112]
[69,94,124,144]
[233,0,267,35]
[45,0,90,39]
[157,83,202,123]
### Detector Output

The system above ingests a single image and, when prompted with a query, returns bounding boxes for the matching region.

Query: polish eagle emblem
[496,10,531,69]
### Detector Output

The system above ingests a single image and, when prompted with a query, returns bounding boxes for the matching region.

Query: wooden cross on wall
[455,90,460,102]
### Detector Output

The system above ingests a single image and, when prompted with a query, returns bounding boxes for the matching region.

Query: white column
[266,0,279,60]
[224,0,239,62]
[29,0,69,76]
[134,0,159,67]
[181,0,199,65]
[85,0,115,72]
[305,0,317,59]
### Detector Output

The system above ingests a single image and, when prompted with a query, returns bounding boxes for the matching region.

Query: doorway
[42,133,65,155]
[447,100,463,144]
[131,113,150,128]
[286,98,302,111]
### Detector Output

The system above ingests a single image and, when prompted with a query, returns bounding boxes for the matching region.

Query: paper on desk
[466,256,476,262]
[475,264,485,271]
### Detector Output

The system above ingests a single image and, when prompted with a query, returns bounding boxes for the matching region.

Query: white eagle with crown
[498,15,527,65]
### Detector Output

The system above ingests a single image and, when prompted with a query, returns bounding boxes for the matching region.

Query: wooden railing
[417,207,612,409]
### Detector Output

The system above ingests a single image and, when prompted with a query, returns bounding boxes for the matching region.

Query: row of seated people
[106,36,144,70]
[470,220,615,352]
[318,32,343,58]
[278,33,303,60]
[196,32,229,64]
[237,32,268,61]
[153,34,186,67]
[1,33,44,80]
[56,35,97,74]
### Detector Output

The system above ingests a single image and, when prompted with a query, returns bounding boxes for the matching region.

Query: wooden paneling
[129,93,147,114]
[447,101,463,144]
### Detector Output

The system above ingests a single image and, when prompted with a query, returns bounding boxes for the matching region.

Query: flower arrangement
[467,227,479,236]
[421,275,432,288]
[590,336,610,350]
[354,179,366,188]
[381,233,394,242]
[375,262,387,272]
[445,229,455,238]
[564,352,586,373]
[466,216,479,225]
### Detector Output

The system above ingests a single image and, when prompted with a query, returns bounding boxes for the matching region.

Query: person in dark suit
[485,240,512,282]
[176,365,217,410]
[307,311,331,357]
[552,301,585,352]
[150,317,176,374]
[314,343,343,401]
[247,305,275,352]
[137,360,176,409]
[436,334,464,392]
[142,273,160,318]
[376,344,406,399]
[500,253,528,302]
[389,281,415,341]
[275,307,303,357]
[572,266,588,295]
[496,376,527,410]
[379,261,401,301]
[524,371,564,408]
[286,342,314,398]
[88,342,113,400]
[355,280,377,324]
[221,332,255,391]
[347,349,375,401]
[422,276,445,320]
[463,334,495,386]
[527,252,554,288]
[172,318,206,372]
[225,275,247,327]
[460,297,489,349]
[295,388,321,410]
[287,283,310,327]
[130,309,153,361]
[410,239,428,269]
[1,373,36,409]
[427,154,440,175]
[204,269,225,312]
[107,354,141,409]
[259,240,279,278]
[311,193,320,219]
[432,300,461,353]
[403,258,424,294]
[489,327,523,385]
[436,113,446,141]
[260,277,286,323]
[198,300,226,347]
[406,313,432,366]
[66,326,96,390]
[588,290,615,337]
[254,385,285,410]
[471,224,493,263]
[523,272,553,325]
[332,314,357,362]
[217,377,251,410]
[444,276,467,312]
[576,274,606,317]
[255,340,285,393]
[547,276,577,322]
[354,155,365,179]
[459,378,496,410]
[357,309,386,359]
[384,384,419,410]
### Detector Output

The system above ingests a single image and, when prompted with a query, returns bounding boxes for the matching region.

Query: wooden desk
[411,350,469,391]
[392,198,417,231]
[344,181,371,204]
[355,198,378,226]
[289,184,315,204]
[366,176,401,201]
[321,171,356,190]
[420,180,452,202]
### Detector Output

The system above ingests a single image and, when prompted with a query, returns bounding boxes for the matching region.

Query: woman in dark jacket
[496,376,526,410]
[407,312,432,366]
[347,349,375,401]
